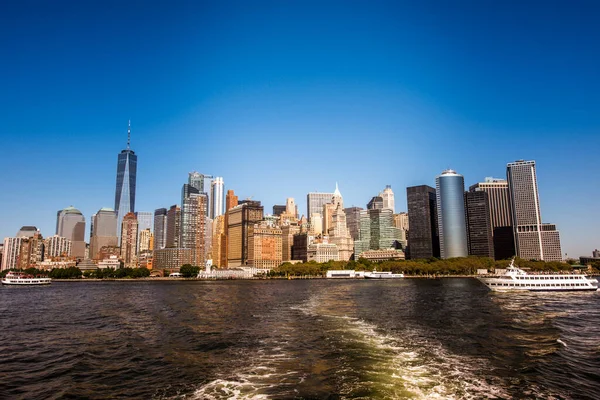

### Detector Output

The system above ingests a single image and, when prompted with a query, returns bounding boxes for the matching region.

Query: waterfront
[1,279,599,399]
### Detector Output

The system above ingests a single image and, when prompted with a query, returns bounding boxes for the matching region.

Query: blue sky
[1,1,598,258]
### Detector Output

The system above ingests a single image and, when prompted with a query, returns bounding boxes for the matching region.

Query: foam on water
[296,293,512,399]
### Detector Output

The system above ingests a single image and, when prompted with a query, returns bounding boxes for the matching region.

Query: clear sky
[1,1,598,258]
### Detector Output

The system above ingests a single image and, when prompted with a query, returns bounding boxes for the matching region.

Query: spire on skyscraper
[334,182,341,197]
[127,120,131,149]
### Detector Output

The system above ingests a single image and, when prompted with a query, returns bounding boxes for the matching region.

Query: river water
[1,278,599,399]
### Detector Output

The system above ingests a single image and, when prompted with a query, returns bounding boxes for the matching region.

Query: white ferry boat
[364,270,404,279]
[1,271,52,286]
[478,259,597,292]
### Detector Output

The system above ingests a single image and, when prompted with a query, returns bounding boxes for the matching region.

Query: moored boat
[364,270,404,279]
[1,271,52,286]
[477,259,597,292]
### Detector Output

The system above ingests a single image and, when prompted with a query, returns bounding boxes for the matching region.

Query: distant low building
[98,255,120,269]
[357,249,405,262]
[153,248,194,269]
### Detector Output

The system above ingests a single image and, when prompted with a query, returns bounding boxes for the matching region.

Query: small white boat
[1,271,52,286]
[364,270,404,279]
[477,259,598,292]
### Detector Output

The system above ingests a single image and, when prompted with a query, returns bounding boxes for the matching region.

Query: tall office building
[227,201,264,267]
[367,196,384,210]
[406,185,440,259]
[248,222,283,270]
[469,178,515,260]
[135,212,152,232]
[465,190,494,258]
[16,231,44,269]
[380,185,395,213]
[222,189,239,267]
[181,183,201,248]
[56,206,86,258]
[344,207,363,240]
[181,193,209,266]
[115,121,137,238]
[210,177,225,219]
[507,160,562,261]
[281,224,300,261]
[166,205,181,248]
[393,212,409,250]
[354,208,401,257]
[307,190,335,222]
[153,208,168,250]
[273,205,287,216]
[90,208,118,259]
[138,228,152,253]
[328,204,354,261]
[188,171,206,192]
[226,189,238,211]
[44,235,72,259]
[436,170,468,259]
[212,215,227,267]
[120,212,138,267]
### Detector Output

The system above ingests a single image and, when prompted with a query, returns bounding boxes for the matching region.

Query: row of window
[513,275,583,280]
[490,282,588,287]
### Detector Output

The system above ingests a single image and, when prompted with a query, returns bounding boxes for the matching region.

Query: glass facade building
[436,170,468,259]
[114,122,137,238]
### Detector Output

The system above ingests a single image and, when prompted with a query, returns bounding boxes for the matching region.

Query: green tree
[180,264,200,278]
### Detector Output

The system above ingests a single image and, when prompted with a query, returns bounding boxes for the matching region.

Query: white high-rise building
[44,235,72,259]
[211,177,225,219]
[380,185,395,213]
[2,237,23,270]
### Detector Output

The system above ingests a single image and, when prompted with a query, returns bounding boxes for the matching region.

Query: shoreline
[50,275,479,282]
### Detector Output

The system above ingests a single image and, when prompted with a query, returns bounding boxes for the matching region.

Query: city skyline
[1,2,598,258]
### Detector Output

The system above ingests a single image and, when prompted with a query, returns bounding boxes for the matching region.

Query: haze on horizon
[0,1,598,258]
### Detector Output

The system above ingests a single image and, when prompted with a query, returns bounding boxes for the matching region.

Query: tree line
[268,257,587,277]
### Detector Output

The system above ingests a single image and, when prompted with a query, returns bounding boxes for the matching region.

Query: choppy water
[1,278,599,399]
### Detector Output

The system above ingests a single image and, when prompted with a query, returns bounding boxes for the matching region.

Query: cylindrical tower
[436,169,468,259]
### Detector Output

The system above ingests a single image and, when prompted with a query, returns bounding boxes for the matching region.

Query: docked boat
[364,270,404,279]
[1,271,52,286]
[477,259,597,292]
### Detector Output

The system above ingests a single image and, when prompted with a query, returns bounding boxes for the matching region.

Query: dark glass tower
[115,121,137,237]
[406,185,440,259]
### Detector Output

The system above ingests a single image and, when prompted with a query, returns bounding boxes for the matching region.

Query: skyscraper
[210,177,225,219]
[248,222,282,270]
[90,208,118,259]
[380,185,395,213]
[166,205,181,248]
[135,212,153,232]
[367,196,384,210]
[44,235,72,259]
[465,190,494,258]
[344,207,363,241]
[153,208,168,250]
[507,160,562,261]
[307,190,335,222]
[436,170,468,259]
[353,207,401,258]
[120,212,138,267]
[393,212,409,250]
[188,171,206,192]
[406,185,440,259]
[56,206,86,258]
[115,121,137,238]
[181,193,209,266]
[469,178,515,260]
[181,183,201,248]
[227,200,264,267]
